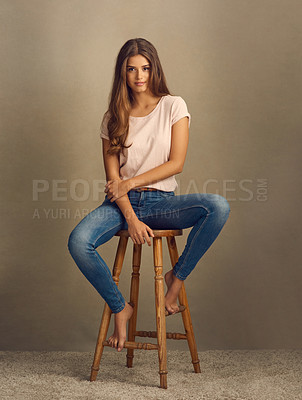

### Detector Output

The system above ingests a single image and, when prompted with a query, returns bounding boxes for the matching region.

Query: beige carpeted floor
[0,350,301,399]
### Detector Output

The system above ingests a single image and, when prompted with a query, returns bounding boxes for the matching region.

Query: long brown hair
[102,38,171,155]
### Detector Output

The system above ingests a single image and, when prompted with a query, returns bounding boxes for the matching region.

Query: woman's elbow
[175,163,184,174]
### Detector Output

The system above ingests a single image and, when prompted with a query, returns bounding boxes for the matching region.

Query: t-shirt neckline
[129,95,166,119]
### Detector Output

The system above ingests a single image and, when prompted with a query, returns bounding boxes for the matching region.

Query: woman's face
[126,54,151,94]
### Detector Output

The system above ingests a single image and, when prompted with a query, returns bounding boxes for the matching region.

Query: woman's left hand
[105,179,130,201]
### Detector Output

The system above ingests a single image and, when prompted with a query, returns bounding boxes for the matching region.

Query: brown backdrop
[1,0,301,350]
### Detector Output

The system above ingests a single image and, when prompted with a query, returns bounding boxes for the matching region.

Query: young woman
[68,38,230,352]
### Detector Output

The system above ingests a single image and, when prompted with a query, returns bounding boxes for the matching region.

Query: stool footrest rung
[135,330,187,340]
[103,340,158,350]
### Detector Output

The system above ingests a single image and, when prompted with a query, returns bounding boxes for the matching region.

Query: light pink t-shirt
[100,94,191,191]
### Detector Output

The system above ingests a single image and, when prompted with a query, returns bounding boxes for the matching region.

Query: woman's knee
[67,225,89,255]
[198,193,230,218]
[209,194,230,218]
[67,228,78,255]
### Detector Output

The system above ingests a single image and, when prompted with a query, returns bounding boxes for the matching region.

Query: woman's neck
[131,91,160,109]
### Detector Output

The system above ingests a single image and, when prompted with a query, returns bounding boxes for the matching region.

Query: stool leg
[166,236,201,373]
[126,243,142,368]
[90,235,128,381]
[153,237,168,389]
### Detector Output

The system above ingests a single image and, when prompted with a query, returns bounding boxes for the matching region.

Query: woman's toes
[117,337,126,352]
[171,304,179,313]
[165,305,175,315]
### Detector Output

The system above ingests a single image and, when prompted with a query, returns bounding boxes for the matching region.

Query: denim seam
[173,211,212,280]
[113,302,126,314]
[92,222,126,312]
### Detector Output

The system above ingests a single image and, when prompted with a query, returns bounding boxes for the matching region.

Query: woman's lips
[135,82,145,86]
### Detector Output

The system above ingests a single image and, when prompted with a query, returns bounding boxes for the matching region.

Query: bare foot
[164,269,183,315]
[108,302,134,352]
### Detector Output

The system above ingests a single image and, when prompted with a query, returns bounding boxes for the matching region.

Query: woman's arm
[102,138,154,245]
[102,138,135,220]
[105,117,189,200]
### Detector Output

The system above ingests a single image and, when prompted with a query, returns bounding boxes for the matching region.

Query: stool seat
[115,229,183,237]
[90,228,201,389]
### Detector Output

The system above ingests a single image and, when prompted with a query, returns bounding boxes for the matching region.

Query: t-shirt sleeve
[171,96,191,128]
[100,111,110,140]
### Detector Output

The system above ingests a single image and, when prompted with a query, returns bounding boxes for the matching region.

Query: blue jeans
[67,190,230,313]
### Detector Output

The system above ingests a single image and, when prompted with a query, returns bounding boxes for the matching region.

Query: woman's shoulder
[161,94,190,114]
[162,94,187,106]
[162,94,191,126]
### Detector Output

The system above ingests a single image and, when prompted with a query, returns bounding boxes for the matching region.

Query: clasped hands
[104,178,130,202]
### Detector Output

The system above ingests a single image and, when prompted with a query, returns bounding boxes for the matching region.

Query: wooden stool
[89,229,201,389]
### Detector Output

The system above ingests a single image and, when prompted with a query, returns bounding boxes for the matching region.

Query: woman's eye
[127,67,150,72]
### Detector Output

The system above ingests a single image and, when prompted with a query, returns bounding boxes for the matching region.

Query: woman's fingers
[130,232,144,245]
[145,226,154,246]
[142,235,150,246]
[128,222,154,246]
[146,226,154,238]
[104,181,111,192]
[139,228,149,245]
[131,233,139,245]
[136,233,145,245]
[143,225,154,246]
[139,228,153,246]
[132,236,138,245]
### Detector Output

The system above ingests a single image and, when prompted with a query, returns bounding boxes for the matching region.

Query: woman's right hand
[127,217,154,246]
